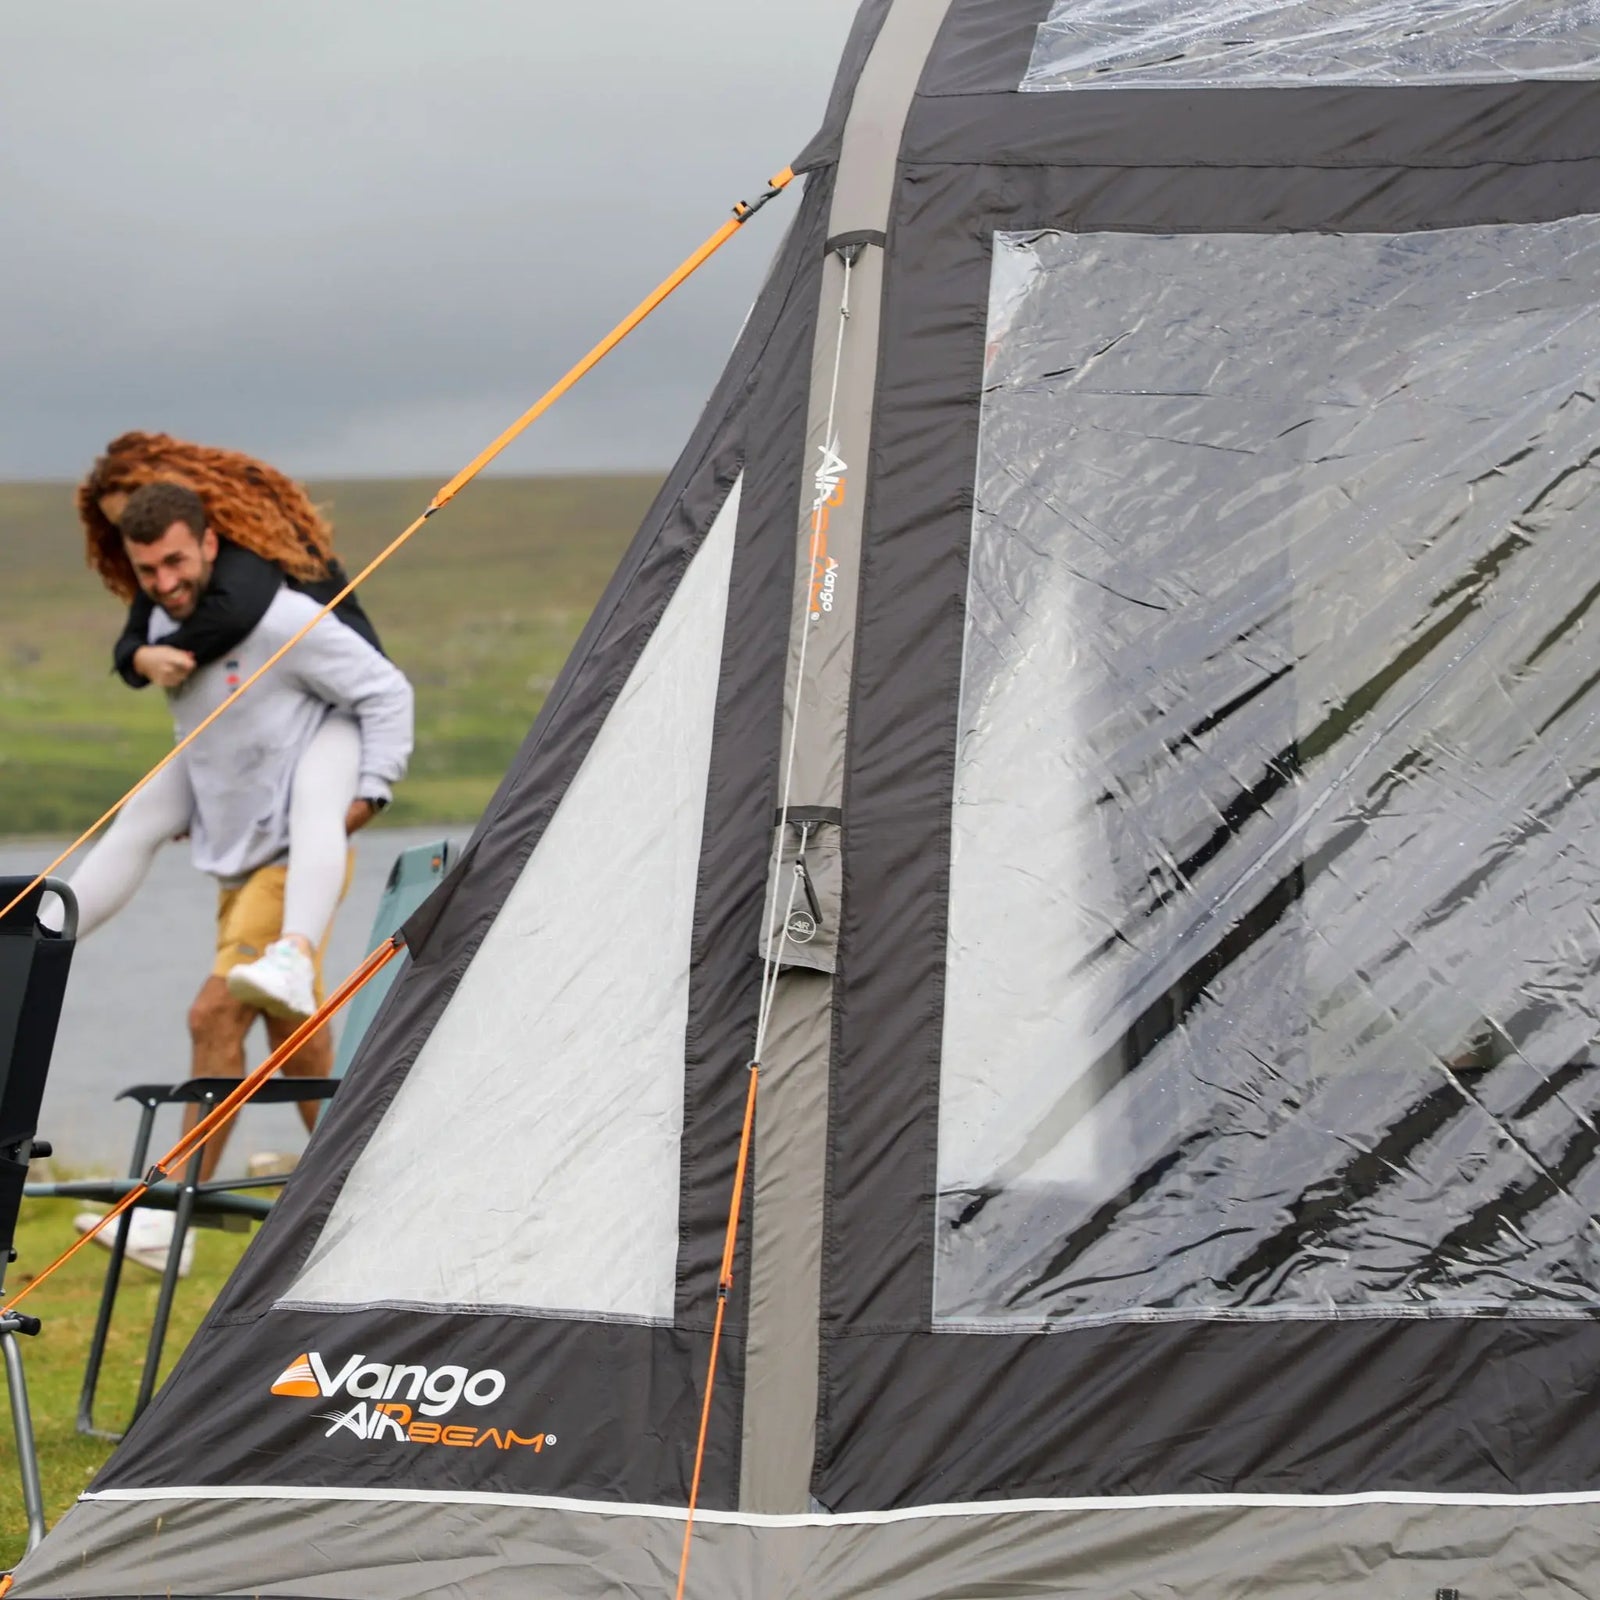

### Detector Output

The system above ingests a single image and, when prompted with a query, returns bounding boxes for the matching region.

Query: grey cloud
[0,0,859,477]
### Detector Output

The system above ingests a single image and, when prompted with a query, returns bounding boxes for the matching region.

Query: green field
[0,476,658,836]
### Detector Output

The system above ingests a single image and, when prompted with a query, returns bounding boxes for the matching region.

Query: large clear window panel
[286,478,741,1323]
[938,223,1600,1329]
[1022,1,1600,90]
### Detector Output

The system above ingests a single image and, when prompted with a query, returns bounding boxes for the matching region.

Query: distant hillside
[0,476,659,836]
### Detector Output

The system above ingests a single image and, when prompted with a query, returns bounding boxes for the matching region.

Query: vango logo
[270,1351,506,1417]
[270,1356,320,1398]
[808,438,846,620]
[269,1351,554,1452]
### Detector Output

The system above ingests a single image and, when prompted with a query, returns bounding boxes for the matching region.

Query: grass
[0,476,659,836]
[0,1197,256,1568]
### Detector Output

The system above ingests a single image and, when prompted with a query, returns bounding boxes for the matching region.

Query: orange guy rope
[1,936,401,1319]
[674,1059,761,1600]
[0,165,797,930]
[432,167,795,513]
[163,936,399,1175]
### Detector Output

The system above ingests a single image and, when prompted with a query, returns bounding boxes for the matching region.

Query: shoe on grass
[226,938,316,1022]
[73,1208,194,1277]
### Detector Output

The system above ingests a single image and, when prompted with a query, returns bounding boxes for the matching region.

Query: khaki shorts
[213,854,354,1006]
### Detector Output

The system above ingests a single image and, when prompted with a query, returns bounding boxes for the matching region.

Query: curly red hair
[79,432,337,602]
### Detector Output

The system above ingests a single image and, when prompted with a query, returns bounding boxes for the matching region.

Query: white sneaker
[227,938,316,1021]
[247,1150,299,1179]
[73,1208,194,1277]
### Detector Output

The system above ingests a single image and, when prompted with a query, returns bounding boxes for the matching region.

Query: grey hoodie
[151,589,414,881]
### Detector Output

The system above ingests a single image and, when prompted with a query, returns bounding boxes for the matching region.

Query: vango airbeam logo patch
[270,1351,557,1452]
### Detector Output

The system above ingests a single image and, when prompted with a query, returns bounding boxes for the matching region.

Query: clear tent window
[1022,1,1600,90]
[937,221,1600,1330]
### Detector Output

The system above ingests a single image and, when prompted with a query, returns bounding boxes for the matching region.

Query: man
[114,480,413,1187]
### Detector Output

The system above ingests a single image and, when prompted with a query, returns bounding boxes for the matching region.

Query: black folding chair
[38,1077,340,1437]
[27,837,454,1439]
[0,877,78,1556]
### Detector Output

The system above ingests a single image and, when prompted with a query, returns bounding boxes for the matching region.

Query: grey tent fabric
[740,0,956,1513]
[19,1,1600,1595]
[24,1491,1600,1600]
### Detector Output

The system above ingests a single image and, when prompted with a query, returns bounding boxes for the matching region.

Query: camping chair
[331,837,454,1080]
[59,1075,342,1436]
[0,877,78,1556]
[26,838,453,1439]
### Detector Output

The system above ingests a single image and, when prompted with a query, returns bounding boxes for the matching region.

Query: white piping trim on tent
[754,250,856,1054]
[77,1485,1600,1524]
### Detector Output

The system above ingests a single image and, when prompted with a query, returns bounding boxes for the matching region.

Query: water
[0,824,467,1177]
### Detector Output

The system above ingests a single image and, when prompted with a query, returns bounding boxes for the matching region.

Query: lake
[0,823,469,1176]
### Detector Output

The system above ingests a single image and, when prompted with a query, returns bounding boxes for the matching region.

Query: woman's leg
[42,760,192,938]
[280,713,362,949]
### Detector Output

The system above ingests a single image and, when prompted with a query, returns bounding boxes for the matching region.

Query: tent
[17,0,1600,1593]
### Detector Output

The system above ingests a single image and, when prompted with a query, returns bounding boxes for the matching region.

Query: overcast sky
[0,2,860,480]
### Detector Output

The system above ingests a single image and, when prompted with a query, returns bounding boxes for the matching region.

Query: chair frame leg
[3,1323,46,1555]
[76,1099,158,1441]
[132,1124,205,1424]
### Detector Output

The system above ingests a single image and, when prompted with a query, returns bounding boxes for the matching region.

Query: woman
[63,432,387,1022]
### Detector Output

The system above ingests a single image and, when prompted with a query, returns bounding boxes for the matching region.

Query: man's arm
[115,542,284,688]
[282,602,415,808]
[113,593,157,687]
[117,596,196,690]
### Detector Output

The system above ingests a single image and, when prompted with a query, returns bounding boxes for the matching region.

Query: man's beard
[147,559,212,620]
[158,585,200,620]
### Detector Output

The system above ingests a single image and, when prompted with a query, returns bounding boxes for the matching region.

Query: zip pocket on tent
[758,806,841,974]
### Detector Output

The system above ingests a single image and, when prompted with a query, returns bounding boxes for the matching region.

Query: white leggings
[50,714,361,948]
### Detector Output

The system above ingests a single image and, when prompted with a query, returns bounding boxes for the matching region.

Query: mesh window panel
[937,223,1600,1330]
[1022,1,1600,90]
[286,479,742,1324]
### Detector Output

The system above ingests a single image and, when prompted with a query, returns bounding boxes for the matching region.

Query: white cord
[754,251,854,1059]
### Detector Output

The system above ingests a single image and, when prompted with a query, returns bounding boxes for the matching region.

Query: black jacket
[113,539,384,687]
